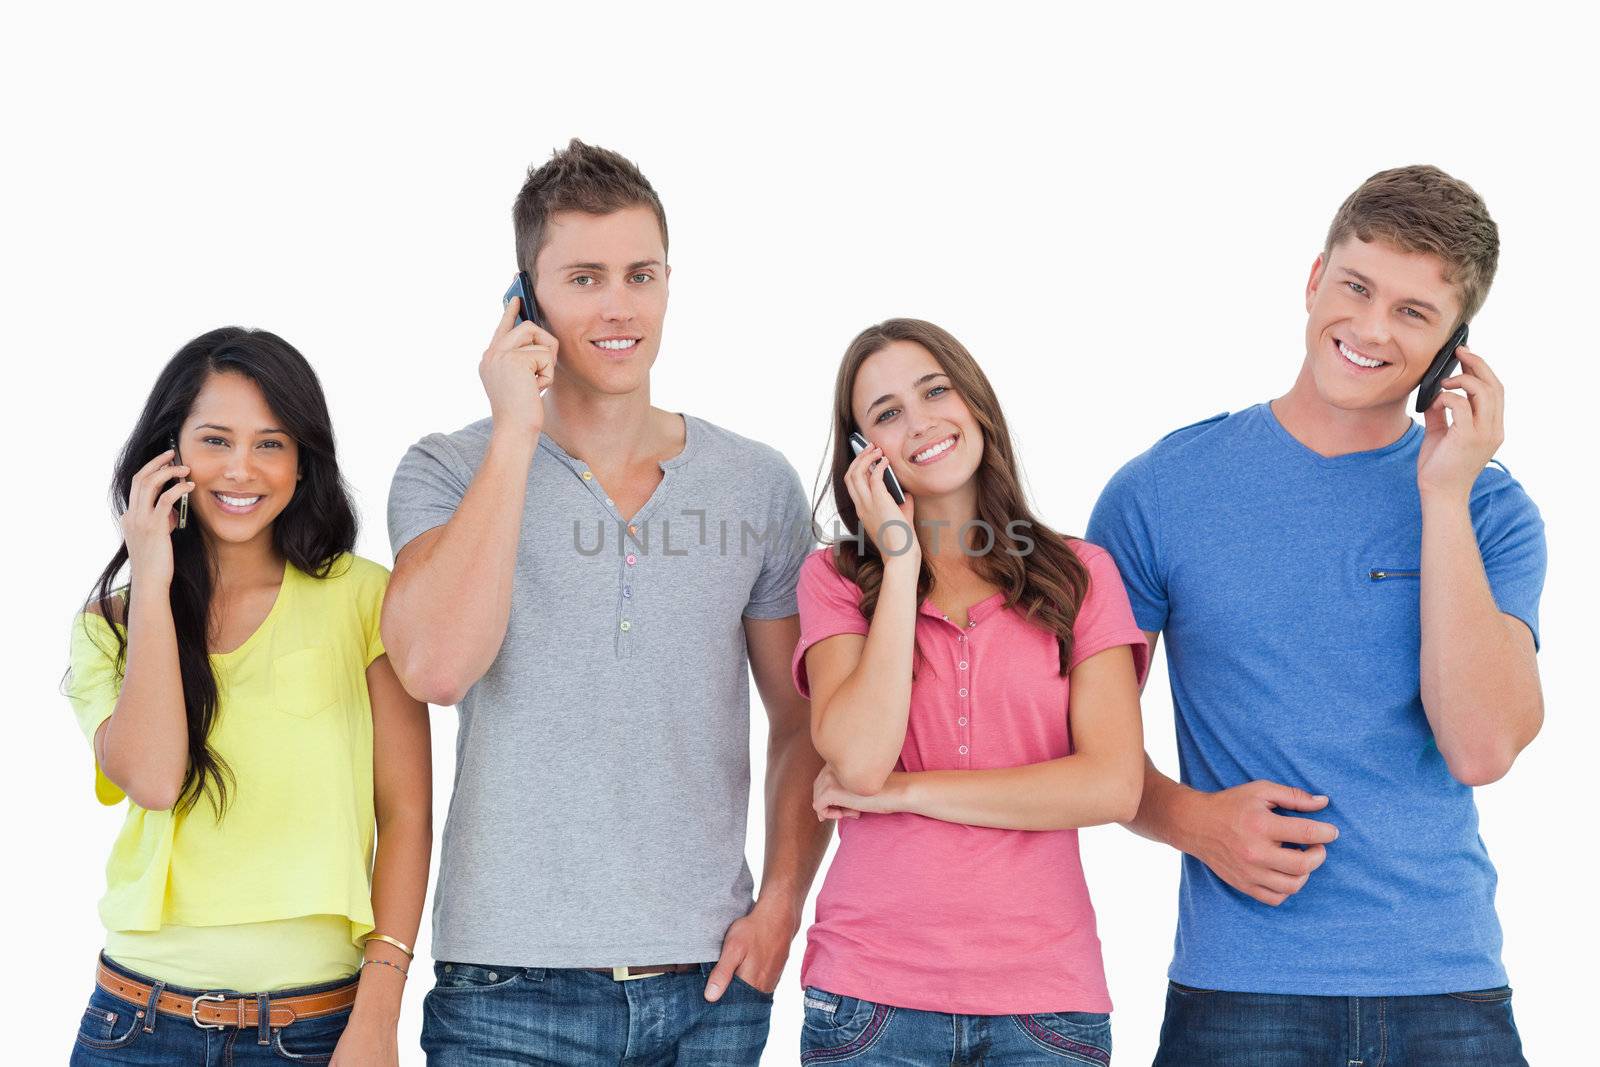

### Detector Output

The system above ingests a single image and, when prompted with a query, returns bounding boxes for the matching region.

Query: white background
[4,3,1595,1063]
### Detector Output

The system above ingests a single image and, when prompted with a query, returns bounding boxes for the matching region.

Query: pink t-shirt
[792,538,1150,1015]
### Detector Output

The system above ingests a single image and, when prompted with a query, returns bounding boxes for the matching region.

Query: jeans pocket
[799,988,893,1064]
[271,1010,349,1062]
[1012,1011,1112,1064]
[730,973,776,1000]
[1167,979,1221,997]
[1446,985,1514,1003]
[431,961,527,993]
[73,988,145,1052]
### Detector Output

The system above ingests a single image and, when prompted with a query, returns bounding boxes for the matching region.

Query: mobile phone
[168,435,189,529]
[503,271,542,328]
[1414,322,1469,413]
[848,431,906,505]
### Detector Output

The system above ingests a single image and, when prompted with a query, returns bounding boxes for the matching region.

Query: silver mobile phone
[169,435,189,529]
[848,431,906,505]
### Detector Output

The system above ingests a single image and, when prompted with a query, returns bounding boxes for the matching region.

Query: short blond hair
[1325,165,1499,323]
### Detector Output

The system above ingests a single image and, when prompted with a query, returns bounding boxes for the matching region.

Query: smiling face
[1301,237,1464,412]
[532,205,669,397]
[177,371,299,549]
[851,340,984,499]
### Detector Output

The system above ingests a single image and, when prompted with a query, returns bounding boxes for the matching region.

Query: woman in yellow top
[66,327,431,1066]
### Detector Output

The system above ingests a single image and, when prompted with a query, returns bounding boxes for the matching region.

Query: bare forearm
[384,431,538,703]
[811,563,918,790]
[890,750,1142,831]
[1419,495,1543,784]
[352,807,431,1019]
[1124,755,1199,850]
[754,718,831,927]
[100,577,189,807]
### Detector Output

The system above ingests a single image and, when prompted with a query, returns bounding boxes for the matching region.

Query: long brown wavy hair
[815,318,1090,677]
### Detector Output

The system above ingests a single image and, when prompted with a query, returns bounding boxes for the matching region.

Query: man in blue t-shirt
[1088,165,1545,1065]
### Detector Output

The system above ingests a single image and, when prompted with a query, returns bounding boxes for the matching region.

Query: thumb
[1260,782,1329,812]
[1423,396,1449,437]
[704,942,745,1002]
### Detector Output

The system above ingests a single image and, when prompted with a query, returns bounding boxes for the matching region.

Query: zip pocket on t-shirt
[1369,568,1421,581]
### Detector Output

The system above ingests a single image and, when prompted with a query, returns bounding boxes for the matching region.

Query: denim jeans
[419,960,773,1065]
[799,985,1112,1065]
[1153,980,1527,1066]
[69,954,353,1065]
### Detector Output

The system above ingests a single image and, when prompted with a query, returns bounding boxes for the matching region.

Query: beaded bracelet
[359,957,409,979]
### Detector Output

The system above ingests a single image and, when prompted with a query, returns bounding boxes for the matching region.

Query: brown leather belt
[586,963,701,982]
[96,960,358,1029]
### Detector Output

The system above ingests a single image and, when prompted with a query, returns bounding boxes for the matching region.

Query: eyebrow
[1341,268,1442,316]
[557,259,664,272]
[866,372,950,413]
[195,423,288,435]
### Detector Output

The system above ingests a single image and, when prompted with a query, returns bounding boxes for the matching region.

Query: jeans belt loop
[257,992,271,1045]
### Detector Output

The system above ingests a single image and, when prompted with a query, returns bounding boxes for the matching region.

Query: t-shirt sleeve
[1085,449,1168,634]
[1472,467,1547,650]
[790,550,871,699]
[387,433,475,558]
[65,612,128,805]
[1065,541,1153,687]
[743,458,816,620]
[352,559,392,666]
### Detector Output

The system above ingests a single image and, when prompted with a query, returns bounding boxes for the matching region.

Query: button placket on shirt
[573,463,646,656]
[941,613,978,766]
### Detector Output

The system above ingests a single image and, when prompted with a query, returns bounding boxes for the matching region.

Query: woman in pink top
[793,319,1150,1064]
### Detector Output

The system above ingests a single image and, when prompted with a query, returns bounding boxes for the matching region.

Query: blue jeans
[419,960,773,1065]
[1153,980,1528,1066]
[69,954,353,1065]
[799,985,1112,1065]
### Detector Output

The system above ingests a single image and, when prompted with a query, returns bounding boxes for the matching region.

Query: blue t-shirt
[1087,402,1545,995]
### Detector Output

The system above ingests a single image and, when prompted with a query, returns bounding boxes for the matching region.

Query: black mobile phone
[848,431,906,505]
[1415,322,1469,413]
[168,434,189,530]
[503,271,542,328]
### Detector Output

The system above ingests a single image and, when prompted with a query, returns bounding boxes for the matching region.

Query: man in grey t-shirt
[383,140,830,1065]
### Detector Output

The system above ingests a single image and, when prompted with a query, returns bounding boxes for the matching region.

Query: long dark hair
[86,327,356,816]
[817,318,1090,676]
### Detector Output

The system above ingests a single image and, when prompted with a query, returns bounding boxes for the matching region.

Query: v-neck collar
[538,413,697,525]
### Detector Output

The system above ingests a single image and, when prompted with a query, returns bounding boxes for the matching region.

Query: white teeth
[1338,341,1385,369]
[217,494,261,507]
[595,339,637,350]
[912,437,956,463]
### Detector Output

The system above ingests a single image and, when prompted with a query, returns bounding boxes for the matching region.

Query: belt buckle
[611,966,665,982]
[190,992,226,1030]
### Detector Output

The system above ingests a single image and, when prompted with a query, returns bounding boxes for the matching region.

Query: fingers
[704,944,744,1002]
[1454,346,1502,390]
[1431,391,1473,430]
[155,478,195,513]
[493,295,522,340]
[1439,371,1502,431]
[1261,841,1330,876]
[1271,813,1339,846]
[1255,781,1328,813]
[132,460,189,513]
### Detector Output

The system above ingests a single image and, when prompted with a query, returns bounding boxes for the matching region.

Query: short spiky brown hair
[1324,165,1499,324]
[512,139,668,278]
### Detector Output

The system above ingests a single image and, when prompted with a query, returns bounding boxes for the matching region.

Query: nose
[599,278,636,323]
[1355,303,1392,348]
[223,448,255,482]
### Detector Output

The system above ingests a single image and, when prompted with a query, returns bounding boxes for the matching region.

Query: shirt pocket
[273,647,340,719]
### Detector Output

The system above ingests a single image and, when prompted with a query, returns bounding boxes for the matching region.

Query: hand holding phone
[503,271,542,328]
[484,274,558,437]
[849,431,906,505]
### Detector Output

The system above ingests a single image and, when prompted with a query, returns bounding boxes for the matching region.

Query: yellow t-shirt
[66,554,389,990]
